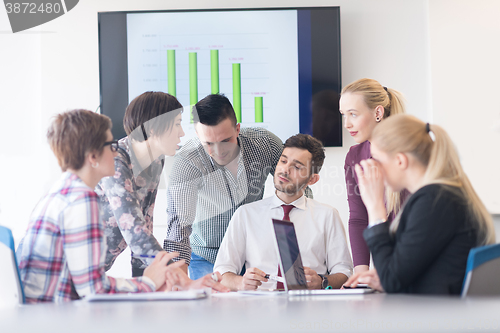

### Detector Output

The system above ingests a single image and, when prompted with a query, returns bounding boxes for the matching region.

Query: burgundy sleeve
[344,150,370,267]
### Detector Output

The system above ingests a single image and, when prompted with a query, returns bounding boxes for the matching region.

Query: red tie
[277,204,295,290]
[282,204,294,221]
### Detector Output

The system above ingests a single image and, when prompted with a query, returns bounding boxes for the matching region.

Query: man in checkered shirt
[164,94,284,279]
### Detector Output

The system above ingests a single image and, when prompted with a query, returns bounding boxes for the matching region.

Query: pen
[264,274,285,283]
[131,253,174,265]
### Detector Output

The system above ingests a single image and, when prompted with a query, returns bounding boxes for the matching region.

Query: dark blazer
[364,184,479,294]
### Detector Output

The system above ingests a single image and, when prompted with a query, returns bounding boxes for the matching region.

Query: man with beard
[213,134,353,291]
[164,94,290,280]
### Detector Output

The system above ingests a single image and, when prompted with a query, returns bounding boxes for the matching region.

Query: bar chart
[165,50,262,124]
[127,10,299,144]
[159,44,270,126]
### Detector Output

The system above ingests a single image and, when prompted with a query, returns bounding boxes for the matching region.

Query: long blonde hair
[372,114,495,245]
[341,78,406,216]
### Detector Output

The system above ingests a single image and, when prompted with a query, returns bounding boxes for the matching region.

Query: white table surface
[2,292,500,333]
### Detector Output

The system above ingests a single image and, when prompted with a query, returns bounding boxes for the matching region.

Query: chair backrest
[462,243,500,297]
[0,226,25,306]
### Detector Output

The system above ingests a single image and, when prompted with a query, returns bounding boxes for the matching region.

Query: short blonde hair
[47,109,112,171]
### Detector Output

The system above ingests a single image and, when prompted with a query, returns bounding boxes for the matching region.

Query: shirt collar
[270,192,307,211]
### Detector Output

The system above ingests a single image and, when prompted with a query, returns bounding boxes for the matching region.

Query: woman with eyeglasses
[17,109,185,303]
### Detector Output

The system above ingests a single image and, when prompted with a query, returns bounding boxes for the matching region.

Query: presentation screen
[98,7,342,147]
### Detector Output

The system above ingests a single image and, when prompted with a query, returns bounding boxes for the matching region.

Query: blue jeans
[189,253,214,280]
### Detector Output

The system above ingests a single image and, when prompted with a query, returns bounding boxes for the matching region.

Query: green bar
[189,52,198,122]
[210,50,219,94]
[232,63,241,123]
[255,97,263,123]
[167,50,176,97]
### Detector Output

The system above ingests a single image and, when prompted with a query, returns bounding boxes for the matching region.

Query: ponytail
[424,125,495,245]
[341,78,407,217]
[341,78,406,119]
[372,115,495,245]
[385,88,405,117]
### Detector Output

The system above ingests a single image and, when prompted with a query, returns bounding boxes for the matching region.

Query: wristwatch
[318,274,329,289]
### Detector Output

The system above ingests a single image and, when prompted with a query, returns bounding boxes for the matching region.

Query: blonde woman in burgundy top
[344,115,495,294]
[340,78,409,273]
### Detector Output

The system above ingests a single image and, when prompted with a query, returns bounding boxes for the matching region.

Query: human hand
[188,272,230,293]
[355,159,387,222]
[303,266,322,289]
[354,265,370,274]
[165,270,230,293]
[240,267,268,291]
[164,266,195,291]
[343,269,384,292]
[143,251,184,291]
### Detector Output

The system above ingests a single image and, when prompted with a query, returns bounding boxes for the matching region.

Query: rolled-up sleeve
[213,208,246,275]
[164,155,203,264]
[62,192,155,298]
[326,208,353,278]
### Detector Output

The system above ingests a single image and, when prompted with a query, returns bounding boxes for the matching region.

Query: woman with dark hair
[96,92,229,292]
[17,109,183,303]
[96,91,185,277]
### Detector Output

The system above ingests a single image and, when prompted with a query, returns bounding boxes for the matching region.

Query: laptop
[272,218,374,296]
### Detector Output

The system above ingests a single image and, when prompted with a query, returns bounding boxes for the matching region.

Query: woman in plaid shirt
[17,110,186,303]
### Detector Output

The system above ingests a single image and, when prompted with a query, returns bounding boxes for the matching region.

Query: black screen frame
[98,7,342,146]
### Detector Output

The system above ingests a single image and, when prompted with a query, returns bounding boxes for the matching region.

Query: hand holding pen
[131,253,175,265]
[240,267,283,291]
[264,274,285,283]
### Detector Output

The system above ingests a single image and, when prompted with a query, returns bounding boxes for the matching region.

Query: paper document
[84,289,208,302]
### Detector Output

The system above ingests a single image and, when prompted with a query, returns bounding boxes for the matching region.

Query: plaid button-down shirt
[17,172,155,303]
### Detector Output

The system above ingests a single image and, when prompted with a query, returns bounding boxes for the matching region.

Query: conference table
[2,292,500,332]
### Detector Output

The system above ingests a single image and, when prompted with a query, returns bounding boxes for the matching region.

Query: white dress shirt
[214,193,353,290]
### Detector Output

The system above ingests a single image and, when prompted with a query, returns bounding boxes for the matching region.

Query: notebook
[84,289,208,302]
[272,218,374,296]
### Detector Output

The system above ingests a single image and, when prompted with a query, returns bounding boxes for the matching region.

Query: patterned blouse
[95,137,164,271]
[17,172,155,303]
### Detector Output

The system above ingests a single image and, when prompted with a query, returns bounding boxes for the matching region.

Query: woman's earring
[92,162,99,168]
[376,117,381,122]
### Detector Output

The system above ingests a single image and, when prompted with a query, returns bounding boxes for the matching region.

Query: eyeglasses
[103,140,119,152]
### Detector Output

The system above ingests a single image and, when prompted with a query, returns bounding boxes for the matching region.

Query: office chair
[0,225,25,306]
[462,243,500,297]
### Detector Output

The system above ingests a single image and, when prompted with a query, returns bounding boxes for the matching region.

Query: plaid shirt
[17,172,155,303]
[164,127,284,264]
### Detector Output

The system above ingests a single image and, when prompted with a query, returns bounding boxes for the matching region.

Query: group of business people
[16,78,496,303]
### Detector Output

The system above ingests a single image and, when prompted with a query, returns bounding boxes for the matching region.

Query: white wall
[8,0,500,279]
[428,0,500,214]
